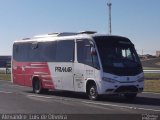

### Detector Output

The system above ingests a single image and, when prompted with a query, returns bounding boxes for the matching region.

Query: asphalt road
[0,80,160,120]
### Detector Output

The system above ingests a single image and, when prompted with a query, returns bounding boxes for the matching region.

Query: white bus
[12,31,144,100]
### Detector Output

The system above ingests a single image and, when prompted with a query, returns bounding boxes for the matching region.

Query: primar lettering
[55,67,72,72]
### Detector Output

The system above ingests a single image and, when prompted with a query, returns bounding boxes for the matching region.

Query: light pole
[107,1,112,35]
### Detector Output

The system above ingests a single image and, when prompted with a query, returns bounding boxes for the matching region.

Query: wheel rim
[90,87,97,98]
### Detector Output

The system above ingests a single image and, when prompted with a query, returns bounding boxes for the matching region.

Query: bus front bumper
[97,80,144,95]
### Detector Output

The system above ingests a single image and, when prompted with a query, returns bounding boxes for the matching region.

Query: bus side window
[56,40,74,62]
[91,47,100,70]
[13,43,30,62]
[77,39,92,66]
[77,39,99,69]
[13,44,19,61]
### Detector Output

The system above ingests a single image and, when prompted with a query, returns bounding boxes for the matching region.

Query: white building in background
[156,51,160,57]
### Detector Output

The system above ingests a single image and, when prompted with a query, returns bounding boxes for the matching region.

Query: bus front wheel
[87,84,99,100]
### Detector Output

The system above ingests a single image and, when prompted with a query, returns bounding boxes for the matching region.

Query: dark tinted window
[56,40,74,62]
[30,41,57,62]
[13,42,30,61]
[30,42,40,61]
[77,39,93,66]
[13,41,57,62]
[94,36,142,76]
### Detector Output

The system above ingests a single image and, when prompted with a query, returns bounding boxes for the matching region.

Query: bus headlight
[102,77,116,83]
[137,77,144,82]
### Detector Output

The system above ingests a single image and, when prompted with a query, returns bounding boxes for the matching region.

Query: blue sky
[0,0,160,55]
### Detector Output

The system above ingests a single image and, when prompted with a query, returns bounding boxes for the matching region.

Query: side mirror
[91,47,97,55]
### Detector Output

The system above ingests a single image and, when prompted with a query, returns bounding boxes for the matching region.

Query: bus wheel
[88,84,99,100]
[33,79,42,94]
[124,93,137,101]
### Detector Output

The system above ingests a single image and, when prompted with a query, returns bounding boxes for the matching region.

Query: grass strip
[0,74,11,81]
[144,80,160,93]
[144,73,160,78]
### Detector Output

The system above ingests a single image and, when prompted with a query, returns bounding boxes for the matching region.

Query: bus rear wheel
[33,79,43,94]
[87,84,99,100]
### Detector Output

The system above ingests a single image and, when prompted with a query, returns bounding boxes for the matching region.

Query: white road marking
[29,96,50,102]
[0,91,13,94]
[82,101,160,112]
[11,84,30,88]
[27,94,53,99]
[82,103,112,110]
[27,94,79,106]
[0,80,11,83]
[27,94,160,112]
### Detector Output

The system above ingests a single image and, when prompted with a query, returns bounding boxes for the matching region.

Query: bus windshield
[94,36,142,76]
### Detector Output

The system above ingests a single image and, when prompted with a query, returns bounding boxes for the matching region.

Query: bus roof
[14,31,130,43]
